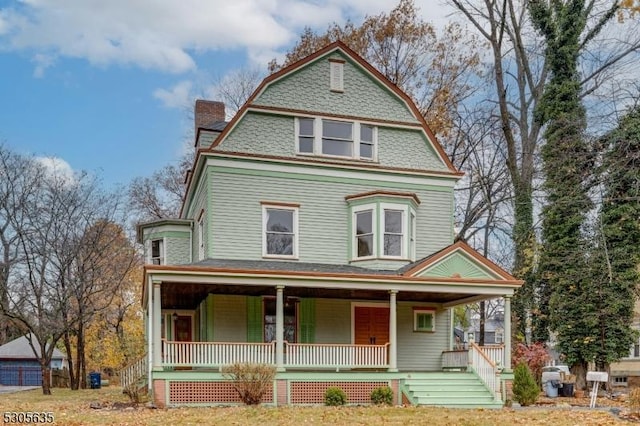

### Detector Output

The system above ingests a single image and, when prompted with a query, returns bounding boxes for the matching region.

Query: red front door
[354,306,389,345]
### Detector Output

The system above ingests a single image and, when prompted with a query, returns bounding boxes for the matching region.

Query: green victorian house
[128,41,522,408]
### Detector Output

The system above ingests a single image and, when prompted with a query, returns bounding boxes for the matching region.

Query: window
[322,120,353,157]
[347,192,419,262]
[355,209,374,258]
[198,211,205,260]
[150,239,163,265]
[414,309,436,332]
[262,204,299,258]
[494,329,504,344]
[329,60,344,92]
[383,209,403,257]
[298,118,314,154]
[409,212,416,260]
[360,125,374,159]
[264,298,297,343]
[296,117,376,160]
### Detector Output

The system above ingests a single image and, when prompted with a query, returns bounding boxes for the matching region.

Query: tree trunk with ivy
[528,0,619,386]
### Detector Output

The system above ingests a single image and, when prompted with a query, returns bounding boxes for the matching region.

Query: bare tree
[1,146,133,394]
[211,67,263,119]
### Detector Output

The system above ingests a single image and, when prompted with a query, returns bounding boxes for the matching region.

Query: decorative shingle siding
[208,167,452,265]
[197,131,217,150]
[253,53,417,124]
[217,113,448,172]
[165,235,191,264]
[217,113,294,156]
[377,127,448,171]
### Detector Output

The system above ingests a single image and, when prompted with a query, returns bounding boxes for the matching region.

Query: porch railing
[481,344,505,368]
[469,342,500,400]
[163,340,275,367]
[120,355,147,389]
[162,340,389,369]
[441,350,468,370]
[285,342,389,369]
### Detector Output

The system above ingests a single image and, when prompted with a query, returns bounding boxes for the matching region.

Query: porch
[126,342,505,408]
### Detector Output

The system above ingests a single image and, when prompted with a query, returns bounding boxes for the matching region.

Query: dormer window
[296,117,376,161]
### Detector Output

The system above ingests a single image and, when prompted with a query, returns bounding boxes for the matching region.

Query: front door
[354,306,389,345]
[174,316,192,341]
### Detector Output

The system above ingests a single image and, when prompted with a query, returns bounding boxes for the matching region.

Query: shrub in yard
[512,362,539,406]
[220,363,276,405]
[512,342,551,385]
[370,386,394,405]
[324,386,347,406]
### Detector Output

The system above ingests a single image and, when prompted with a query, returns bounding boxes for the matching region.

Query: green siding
[315,299,351,344]
[213,295,247,342]
[416,252,499,280]
[218,112,447,172]
[299,299,315,343]
[253,52,417,124]
[209,168,452,265]
[246,296,263,342]
[397,303,450,370]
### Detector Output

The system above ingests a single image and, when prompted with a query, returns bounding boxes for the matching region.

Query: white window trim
[352,204,377,261]
[494,329,504,344]
[197,210,205,261]
[262,204,299,259]
[330,60,344,92]
[413,308,436,333]
[295,117,377,161]
[149,238,164,265]
[379,203,416,260]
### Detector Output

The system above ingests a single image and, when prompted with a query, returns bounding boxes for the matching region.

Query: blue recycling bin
[89,372,101,389]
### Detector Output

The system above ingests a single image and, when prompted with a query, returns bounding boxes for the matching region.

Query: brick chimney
[194,100,225,134]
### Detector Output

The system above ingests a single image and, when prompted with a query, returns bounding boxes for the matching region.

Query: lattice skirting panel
[290,381,390,404]
[168,381,274,405]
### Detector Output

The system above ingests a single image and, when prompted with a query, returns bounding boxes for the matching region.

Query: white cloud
[0,1,455,75]
[35,156,76,184]
[153,80,194,109]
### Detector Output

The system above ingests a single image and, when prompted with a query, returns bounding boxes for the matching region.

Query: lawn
[0,387,630,425]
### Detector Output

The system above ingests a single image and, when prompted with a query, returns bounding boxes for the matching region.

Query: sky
[0,0,454,189]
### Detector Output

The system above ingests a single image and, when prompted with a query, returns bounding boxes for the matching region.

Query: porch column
[276,285,285,372]
[152,282,162,370]
[388,290,398,372]
[504,295,512,371]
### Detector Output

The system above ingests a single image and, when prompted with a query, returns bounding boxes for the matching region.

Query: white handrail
[163,340,275,367]
[120,355,147,389]
[469,342,500,400]
[285,342,389,369]
[480,344,505,369]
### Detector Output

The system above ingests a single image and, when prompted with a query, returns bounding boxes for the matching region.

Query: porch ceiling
[160,281,486,310]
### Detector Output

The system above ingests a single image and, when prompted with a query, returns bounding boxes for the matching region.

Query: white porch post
[504,295,512,371]
[388,290,398,372]
[276,285,285,372]
[152,282,162,370]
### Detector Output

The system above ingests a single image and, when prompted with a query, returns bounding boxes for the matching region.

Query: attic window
[330,60,344,92]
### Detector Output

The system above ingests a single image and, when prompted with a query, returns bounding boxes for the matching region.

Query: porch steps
[402,372,502,409]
